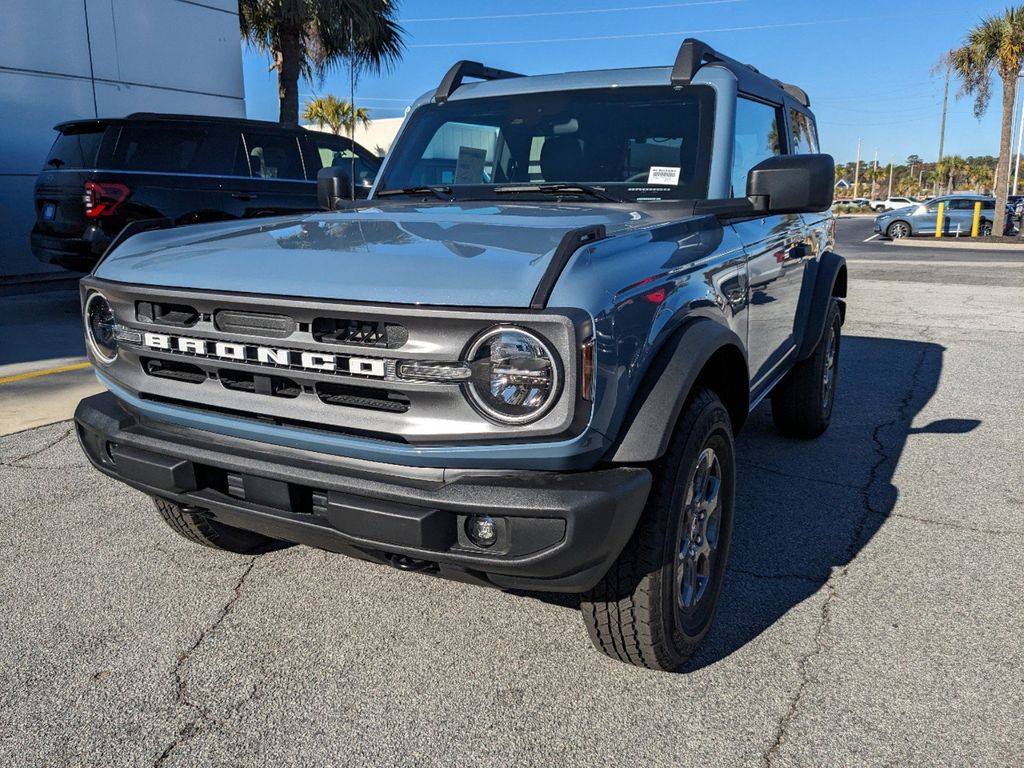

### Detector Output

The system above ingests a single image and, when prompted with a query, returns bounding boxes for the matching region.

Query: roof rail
[434,60,524,104]
[670,39,722,85]
[778,81,811,107]
[671,38,805,102]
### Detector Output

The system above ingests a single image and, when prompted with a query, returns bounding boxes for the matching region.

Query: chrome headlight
[465,327,560,424]
[84,292,118,364]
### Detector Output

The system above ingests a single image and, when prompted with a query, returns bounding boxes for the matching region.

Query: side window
[109,125,234,175]
[947,199,973,211]
[731,98,783,197]
[306,134,379,188]
[242,131,305,180]
[789,108,819,155]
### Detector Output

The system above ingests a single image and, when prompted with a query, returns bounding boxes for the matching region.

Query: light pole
[938,61,951,163]
[887,160,894,198]
[871,148,879,200]
[853,139,862,199]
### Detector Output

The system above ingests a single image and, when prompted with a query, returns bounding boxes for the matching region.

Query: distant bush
[832,204,874,214]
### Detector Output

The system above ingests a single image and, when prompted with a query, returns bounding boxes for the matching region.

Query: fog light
[466,515,498,548]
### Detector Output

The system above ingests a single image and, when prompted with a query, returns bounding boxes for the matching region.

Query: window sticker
[647,166,681,185]
[454,146,487,185]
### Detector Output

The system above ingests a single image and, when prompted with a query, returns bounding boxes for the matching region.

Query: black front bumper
[75,392,651,592]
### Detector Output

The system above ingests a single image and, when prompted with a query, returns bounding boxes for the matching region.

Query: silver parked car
[874,195,997,239]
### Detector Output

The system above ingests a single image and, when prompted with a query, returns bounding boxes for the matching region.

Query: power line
[402,0,744,23]
[406,10,961,49]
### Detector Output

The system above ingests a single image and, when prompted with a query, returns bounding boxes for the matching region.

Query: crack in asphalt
[726,565,826,585]
[872,509,1023,537]
[0,428,72,467]
[154,557,258,767]
[761,340,933,767]
[742,461,863,491]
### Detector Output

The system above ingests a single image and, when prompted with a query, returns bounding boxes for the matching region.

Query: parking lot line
[0,361,91,385]
[863,234,880,242]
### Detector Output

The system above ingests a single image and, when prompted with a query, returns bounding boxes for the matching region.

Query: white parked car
[869,196,919,212]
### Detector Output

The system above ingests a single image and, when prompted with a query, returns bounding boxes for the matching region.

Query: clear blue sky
[242,0,1015,165]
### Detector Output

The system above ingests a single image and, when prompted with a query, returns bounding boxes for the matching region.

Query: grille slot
[142,357,205,384]
[219,370,301,399]
[316,381,410,413]
[215,310,295,339]
[136,301,199,327]
[312,317,408,349]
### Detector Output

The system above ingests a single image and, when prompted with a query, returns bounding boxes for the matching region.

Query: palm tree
[341,102,372,137]
[240,0,404,125]
[936,155,969,193]
[303,94,372,136]
[947,6,1024,235]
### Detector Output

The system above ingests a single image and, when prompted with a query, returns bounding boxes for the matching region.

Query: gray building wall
[0,0,245,279]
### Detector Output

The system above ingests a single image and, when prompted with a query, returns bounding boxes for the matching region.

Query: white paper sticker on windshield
[647,166,681,185]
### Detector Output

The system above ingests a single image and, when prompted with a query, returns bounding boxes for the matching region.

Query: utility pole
[871,148,879,200]
[853,139,862,198]
[938,61,951,163]
[348,16,357,201]
[887,160,894,198]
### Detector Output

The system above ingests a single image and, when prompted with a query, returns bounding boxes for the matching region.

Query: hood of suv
[95,202,661,307]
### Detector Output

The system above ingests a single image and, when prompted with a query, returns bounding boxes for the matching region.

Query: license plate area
[41,202,57,221]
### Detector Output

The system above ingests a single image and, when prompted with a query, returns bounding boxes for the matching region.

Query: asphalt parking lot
[1,218,1022,766]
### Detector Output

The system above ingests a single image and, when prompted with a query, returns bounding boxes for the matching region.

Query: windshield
[377,86,715,202]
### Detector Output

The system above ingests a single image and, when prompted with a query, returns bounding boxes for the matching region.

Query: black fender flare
[794,251,847,361]
[606,318,748,463]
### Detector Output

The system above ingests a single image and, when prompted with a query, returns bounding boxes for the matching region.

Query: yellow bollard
[971,201,982,237]
[935,202,945,237]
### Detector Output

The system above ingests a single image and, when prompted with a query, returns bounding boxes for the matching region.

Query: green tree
[303,94,371,136]
[240,0,404,125]
[947,5,1024,235]
[936,155,969,193]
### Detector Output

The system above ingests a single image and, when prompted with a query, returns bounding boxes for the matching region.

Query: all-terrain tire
[153,497,290,554]
[771,299,842,438]
[580,388,735,671]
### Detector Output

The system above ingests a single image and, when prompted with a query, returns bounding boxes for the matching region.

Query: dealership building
[0,0,245,280]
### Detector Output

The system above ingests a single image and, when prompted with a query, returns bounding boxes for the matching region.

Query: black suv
[31,113,381,271]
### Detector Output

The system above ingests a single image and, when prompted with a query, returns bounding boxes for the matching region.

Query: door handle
[231,192,257,201]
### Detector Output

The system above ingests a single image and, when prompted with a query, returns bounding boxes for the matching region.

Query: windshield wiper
[376,185,453,202]
[493,183,620,202]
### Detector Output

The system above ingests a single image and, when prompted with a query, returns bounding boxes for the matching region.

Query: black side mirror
[746,154,834,215]
[317,167,353,210]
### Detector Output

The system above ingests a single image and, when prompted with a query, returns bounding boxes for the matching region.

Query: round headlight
[465,327,560,424]
[85,292,118,363]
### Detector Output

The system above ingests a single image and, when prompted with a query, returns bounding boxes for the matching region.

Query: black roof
[54,112,304,132]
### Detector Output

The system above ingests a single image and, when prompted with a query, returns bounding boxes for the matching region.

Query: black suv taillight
[83,181,130,218]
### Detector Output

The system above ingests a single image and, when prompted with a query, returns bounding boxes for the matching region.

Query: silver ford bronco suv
[75,39,845,671]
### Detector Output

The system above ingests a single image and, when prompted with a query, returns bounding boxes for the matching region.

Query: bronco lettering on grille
[140,332,387,378]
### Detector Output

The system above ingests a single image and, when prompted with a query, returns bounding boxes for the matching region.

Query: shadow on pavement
[519,335,978,669]
[0,289,85,367]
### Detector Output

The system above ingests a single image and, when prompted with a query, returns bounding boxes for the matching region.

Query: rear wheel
[153,497,290,554]
[580,389,735,671]
[979,220,993,237]
[771,300,842,438]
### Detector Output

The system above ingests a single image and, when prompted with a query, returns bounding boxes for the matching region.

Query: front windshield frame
[375,85,716,203]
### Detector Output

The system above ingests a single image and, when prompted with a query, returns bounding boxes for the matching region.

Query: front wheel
[980,220,993,237]
[154,497,291,554]
[581,389,735,671]
[886,221,911,239]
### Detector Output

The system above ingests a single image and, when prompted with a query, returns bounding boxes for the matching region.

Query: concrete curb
[891,238,1024,252]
